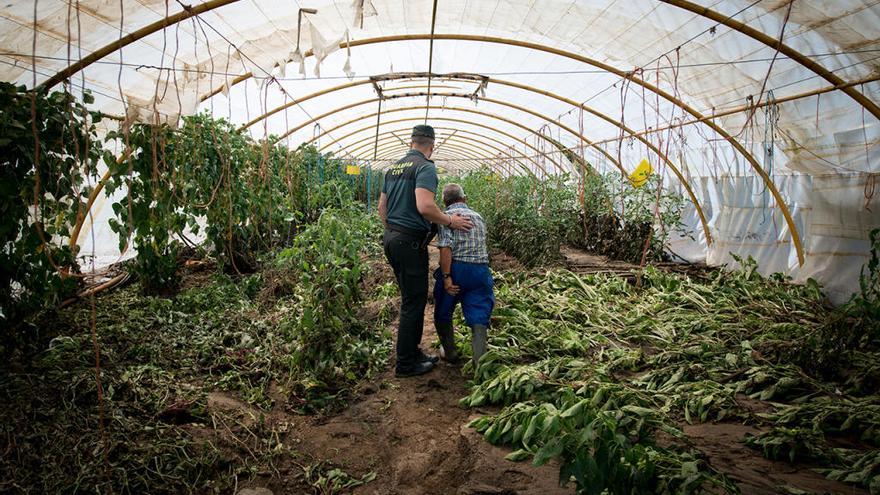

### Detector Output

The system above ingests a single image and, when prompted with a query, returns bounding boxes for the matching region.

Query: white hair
[442,183,466,206]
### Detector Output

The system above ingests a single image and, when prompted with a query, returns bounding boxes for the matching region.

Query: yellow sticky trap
[346,165,360,175]
[629,159,653,187]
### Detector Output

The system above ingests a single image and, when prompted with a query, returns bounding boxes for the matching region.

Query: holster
[420,223,439,250]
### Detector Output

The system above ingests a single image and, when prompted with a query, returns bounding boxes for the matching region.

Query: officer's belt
[387,223,437,250]
[386,223,429,239]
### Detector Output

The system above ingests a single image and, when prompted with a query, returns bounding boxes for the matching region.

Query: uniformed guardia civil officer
[378,125,473,377]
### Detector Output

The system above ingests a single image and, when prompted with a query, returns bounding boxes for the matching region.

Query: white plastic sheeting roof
[1,0,878,301]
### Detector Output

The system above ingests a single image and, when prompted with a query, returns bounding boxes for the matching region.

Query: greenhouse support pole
[367,162,372,213]
[424,0,439,122]
[69,148,132,251]
[372,98,384,163]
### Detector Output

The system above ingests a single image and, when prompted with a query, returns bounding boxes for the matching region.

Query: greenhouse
[1,0,879,493]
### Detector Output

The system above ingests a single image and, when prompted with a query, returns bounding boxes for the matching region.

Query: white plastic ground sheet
[1,0,877,302]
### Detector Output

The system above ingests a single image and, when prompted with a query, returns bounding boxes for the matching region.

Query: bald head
[442,183,466,207]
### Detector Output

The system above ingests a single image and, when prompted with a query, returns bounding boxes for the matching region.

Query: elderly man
[433,183,494,367]
[378,125,473,378]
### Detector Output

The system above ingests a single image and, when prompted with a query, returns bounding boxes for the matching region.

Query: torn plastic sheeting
[308,22,345,78]
[352,0,379,28]
[124,90,198,128]
[343,30,355,80]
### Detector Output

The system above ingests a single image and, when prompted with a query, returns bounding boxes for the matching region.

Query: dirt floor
[281,337,569,494]
[227,246,864,495]
[683,423,865,495]
[225,247,569,494]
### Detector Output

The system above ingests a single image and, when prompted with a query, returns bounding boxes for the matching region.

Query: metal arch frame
[412,143,492,170]
[40,0,241,90]
[47,15,837,258]
[227,35,804,261]
[372,144,486,171]
[398,146,486,170]
[353,133,503,164]
[374,150,480,173]
[343,127,514,157]
[41,0,878,128]
[339,125,542,180]
[348,144,487,170]
[373,148,481,172]
[329,119,547,178]
[240,75,710,235]
[338,126,547,174]
[658,0,880,121]
[208,38,879,129]
[310,106,571,174]
[353,129,576,179]
[303,101,713,245]
[272,91,623,177]
[352,135,515,171]
[239,74,657,178]
[239,75,720,245]
[317,116,560,177]
[338,127,547,178]
[238,76,489,131]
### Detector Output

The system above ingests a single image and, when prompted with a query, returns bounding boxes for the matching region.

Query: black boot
[471,324,488,367]
[435,321,459,363]
[395,359,435,378]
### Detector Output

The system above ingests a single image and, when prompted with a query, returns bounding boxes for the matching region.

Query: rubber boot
[471,324,488,368]
[435,321,459,363]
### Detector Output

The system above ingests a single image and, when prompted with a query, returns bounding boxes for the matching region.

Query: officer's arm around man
[379,125,473,378]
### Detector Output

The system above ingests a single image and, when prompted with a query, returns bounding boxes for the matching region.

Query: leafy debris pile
[461,245,880,494]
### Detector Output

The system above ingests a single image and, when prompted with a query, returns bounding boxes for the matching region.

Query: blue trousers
[433,262,495,327]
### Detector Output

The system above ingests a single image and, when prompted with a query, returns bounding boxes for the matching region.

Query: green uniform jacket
[382,149,438,233]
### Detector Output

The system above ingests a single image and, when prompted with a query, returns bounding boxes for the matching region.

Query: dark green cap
[411,124,435,140]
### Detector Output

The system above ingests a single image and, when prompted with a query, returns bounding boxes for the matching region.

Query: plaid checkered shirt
[436,202,489,264]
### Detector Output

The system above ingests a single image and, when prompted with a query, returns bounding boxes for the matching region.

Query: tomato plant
[103,112,380,293]
[0,83,105,329]
[444,169,688,266]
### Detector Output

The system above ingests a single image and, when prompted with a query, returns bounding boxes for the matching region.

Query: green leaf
[560,399,588,419]
[621,405,655,417]
[533,439,564,466]
[505,449,531,462]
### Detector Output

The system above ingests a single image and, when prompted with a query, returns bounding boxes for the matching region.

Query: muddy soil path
[280,322,570,495]
[237,247,571,494]
[291,247,568,494]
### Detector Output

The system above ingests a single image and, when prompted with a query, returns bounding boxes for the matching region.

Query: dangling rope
[760,90,779,225]
[65,1,85,255]
[578,106,587,244]
[617,70,637,223]
[862,83,876,212]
